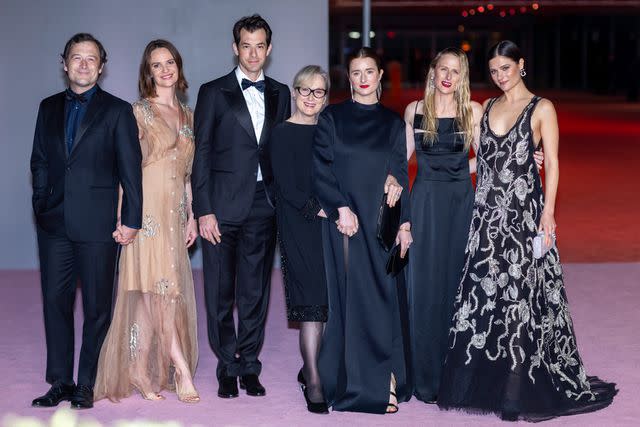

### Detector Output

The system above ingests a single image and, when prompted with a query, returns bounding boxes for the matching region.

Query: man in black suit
[30,33,142,409]
[192,14,291,398]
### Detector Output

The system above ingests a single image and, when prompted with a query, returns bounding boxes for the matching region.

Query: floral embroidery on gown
[437,96,616,421]
[94,100,197,401]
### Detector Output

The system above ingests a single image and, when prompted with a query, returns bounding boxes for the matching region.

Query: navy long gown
[408,115,474,403]
[313,100,411,414]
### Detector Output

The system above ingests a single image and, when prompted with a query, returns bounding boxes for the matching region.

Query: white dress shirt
[235,67,265,182]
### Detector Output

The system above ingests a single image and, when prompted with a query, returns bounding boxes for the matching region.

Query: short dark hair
[488,40,523,64]
[233,14,272,46]
[347,47,382,71]
[61,33,107,65]
[138,39,188,99]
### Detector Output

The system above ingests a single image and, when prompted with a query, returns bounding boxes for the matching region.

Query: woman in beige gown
[94,40,199,403]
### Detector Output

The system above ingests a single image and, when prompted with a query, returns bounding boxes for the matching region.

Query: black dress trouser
[37,226,117,387]
[201,186,277,379]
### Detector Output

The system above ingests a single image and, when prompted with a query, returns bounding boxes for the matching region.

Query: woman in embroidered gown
[94,40,199,403]
[269,65,330,414]
[438,40,616,421]
[404,48,482,404]
[314,48,412,414]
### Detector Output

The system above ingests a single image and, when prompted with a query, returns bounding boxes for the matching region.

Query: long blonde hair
[421,47,473,151]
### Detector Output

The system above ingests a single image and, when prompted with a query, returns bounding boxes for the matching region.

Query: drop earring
[520,68,527,77]
[350,84,355,101]
[429,78,435,89]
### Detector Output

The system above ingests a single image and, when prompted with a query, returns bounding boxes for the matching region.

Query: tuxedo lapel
[52,93,68,160]
[221,73,257,143]
[259,80,278,146]
[69,87,108,157]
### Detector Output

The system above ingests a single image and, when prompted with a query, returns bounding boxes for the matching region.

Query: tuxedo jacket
[30,86,142,242]
[192,69,291,223]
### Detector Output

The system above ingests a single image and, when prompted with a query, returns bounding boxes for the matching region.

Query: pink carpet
[0,263,637,426]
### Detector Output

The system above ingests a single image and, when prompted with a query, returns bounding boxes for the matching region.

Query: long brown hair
[421,47,473,151]
[138,39,188,99]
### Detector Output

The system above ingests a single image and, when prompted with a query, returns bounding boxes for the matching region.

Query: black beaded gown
[269,121,327,322]
[313,100,411,413]
[438,96,617,421]
[408,115,474,403]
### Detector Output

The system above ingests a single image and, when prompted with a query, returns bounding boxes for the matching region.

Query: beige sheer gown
[94,99,197,401]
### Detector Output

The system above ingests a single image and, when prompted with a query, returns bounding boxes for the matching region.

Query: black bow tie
[65,89,87,104]
[241,78,266,93]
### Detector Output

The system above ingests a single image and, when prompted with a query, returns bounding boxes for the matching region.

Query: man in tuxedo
[192,14,291,398]
[30,33,142,409]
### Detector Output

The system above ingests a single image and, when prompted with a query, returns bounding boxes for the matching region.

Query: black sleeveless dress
[438,96,617,421]
[408,115,473,403]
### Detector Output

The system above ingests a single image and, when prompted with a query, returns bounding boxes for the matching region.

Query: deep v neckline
[486,96,535,138]
[148,100,185,138]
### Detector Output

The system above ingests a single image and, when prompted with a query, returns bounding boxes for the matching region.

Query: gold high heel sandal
[175,368,200,403]
[132,378,165,401]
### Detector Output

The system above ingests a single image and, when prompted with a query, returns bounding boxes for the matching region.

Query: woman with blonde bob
[269,65,330,414]
[404,47,482,404]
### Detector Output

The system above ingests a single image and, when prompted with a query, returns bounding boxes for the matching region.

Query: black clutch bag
[376,195,401,252]
[386,245,409,277]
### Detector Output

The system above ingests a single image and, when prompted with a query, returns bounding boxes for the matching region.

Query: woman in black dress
[269,65,330,414]
[404,47,482,404]
[314,48,412,414]
[438,40,617,421]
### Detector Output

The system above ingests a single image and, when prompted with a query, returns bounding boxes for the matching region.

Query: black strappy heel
[386,391,399,414]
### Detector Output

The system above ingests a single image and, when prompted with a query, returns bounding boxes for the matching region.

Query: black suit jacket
[192,69,291,223]
[30,86,143,242]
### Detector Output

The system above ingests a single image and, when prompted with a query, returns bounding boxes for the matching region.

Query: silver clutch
[533,231,556,259]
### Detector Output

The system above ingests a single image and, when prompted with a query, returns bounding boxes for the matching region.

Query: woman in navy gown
[404,47,482,404]
[314,47,412,414]
[438,40,617,421]
[269,65,330,414]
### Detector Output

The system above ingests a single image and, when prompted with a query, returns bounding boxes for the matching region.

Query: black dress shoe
[239,374,266,396]
[298,370,329,414]
[303,387,329,414]
[32,383,76,407]
[297,369,306,387]
[70,384,94,409]
[217,376,239,398]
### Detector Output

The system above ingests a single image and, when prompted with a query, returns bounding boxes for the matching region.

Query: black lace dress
[270,122,327,322]
[438,96,617,421]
